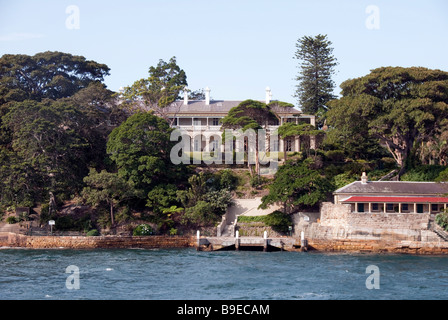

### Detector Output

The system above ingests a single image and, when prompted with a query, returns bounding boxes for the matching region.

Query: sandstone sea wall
[0,232,195,249]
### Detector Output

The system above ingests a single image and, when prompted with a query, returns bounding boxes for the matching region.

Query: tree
[188,89,206,100]
[120,57,187,123]
[177,172,233,227]
[294,34,338,126]
[221,99,278,176]
[0,147,36,206]
[82,169,143,226]
[106,112,179,191]
[68,82,128,170]
[326,66,448,177]
[2,99,94,200]
[276,122,322,161]
[260,159,333,214]
[0,51,110,105]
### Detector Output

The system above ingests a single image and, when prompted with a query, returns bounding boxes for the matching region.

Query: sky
[0,0,447,106]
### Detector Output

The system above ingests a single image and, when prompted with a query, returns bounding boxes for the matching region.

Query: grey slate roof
[165,100,303,115]
[334,181,448,196]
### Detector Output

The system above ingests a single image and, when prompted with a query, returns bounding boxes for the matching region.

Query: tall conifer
[294,34,338,127]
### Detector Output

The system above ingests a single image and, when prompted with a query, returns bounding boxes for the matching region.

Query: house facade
[334,172,448,214]
[164,87,316,154]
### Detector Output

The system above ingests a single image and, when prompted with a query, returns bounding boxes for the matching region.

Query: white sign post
[49,220,55,235]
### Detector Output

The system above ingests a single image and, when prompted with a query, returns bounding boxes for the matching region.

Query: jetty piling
[235,231,240,251]
[196,230,200,251]
[263,231,268,252]
[300,231,308,251]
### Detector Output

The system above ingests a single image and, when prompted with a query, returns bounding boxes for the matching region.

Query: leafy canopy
[106,112,178,190]
[0,51,110,104]
[326,66,448,175]
[120,57,187,118]
[260,159,333,213]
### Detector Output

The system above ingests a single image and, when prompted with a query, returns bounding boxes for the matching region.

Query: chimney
[205,87,211,105]
[361,172,368,184]
[265,87,272,104]
[183,89,189,105]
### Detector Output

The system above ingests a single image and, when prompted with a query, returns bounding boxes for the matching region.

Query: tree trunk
[255,136,260,176]
[110,202,115,226]
[283,138,287,163]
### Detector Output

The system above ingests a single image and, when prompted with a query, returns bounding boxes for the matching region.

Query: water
[1,248,448,300]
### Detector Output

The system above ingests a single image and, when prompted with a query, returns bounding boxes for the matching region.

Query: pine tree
[294,34,338,126]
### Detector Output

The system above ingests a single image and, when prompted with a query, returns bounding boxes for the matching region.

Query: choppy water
[1,248,448,300]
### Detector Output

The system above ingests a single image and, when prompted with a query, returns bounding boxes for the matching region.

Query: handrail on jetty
[195,231,308,252]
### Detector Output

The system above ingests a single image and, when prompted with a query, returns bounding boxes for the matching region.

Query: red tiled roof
[341,196,448,203]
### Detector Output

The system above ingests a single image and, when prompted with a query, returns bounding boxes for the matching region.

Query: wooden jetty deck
[196,236,307,252]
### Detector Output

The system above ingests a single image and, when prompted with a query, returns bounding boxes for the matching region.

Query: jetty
[196,231,308,252]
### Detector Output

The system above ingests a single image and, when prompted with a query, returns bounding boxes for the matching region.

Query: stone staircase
[428,215,448,242]
[217,198,281,237]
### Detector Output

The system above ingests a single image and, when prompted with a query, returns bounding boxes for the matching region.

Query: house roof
[334,181,448,196]
[164,100,304,116]
[341,196,448,203]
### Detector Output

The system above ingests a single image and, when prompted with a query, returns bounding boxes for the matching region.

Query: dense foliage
[1,48,448,236]
[326,66,448,176]
[260,159,334,214]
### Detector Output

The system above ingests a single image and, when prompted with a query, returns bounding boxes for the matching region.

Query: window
[194,139,200,152]
[193,118,202,126]
[386,204,394,212]
[417,204,424,213]
[372,203,379,211]
[212,118,220,126]
[431,204,439,212]
[210,140,219,151]
[358,203,365,213]
[272,139,279,152]
[402,204,409,211]
[285,139,292,152]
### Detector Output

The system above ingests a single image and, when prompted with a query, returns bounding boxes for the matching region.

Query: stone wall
[307,239,448,255]
[319,203,350,227]
[296,202,441,243]
[319,202,431,230]
[0,233,195,249]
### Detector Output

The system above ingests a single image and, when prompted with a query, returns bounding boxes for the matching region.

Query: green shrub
[237,216,267,223]
[86,229,99,236]
[133,224,153,236]
[332,172,358,189]
[218,169,238,190]
[264,211,292,234]
[401,165,445,182]
[55,216,76,231]
[436,211,448,231]
[325,150,346,162]
[6,216,17,224]
[181,201,214,226]
[39,203,54,225]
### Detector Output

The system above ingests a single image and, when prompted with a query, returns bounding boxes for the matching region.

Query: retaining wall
[298,202,441,242]
[0,233,195,249]
[307,239,448,255]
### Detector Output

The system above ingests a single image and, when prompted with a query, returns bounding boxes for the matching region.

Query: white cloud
[0,33,45,42]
